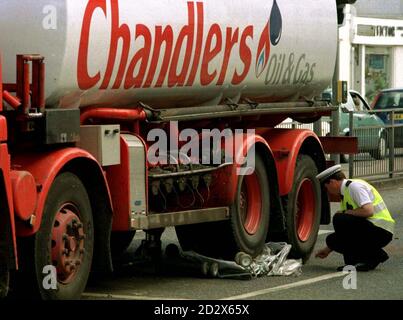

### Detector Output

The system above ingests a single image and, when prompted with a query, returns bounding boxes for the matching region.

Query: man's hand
[315,246,332,259]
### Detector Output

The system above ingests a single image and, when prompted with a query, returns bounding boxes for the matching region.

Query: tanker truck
[0,0,356,299]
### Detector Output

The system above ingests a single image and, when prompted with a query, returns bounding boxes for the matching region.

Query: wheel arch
[261,128,330,225]
[0,170,17,272]
[13,148,114,274]
[0,143,17,271]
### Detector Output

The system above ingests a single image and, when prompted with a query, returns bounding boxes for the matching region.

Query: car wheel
[370,135,387,160]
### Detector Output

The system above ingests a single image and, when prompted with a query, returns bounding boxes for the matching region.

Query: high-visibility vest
[340,179,395,234]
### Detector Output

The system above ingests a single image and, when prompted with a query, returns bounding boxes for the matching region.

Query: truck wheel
[175,154,270,260]
[283,155,321,262]
[35,172,94,300]
[228,153,270,258]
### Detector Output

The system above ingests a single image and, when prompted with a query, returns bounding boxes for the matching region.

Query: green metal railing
[348,109,403,179]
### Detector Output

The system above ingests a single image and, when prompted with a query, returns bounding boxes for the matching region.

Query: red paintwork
[0,143,17,268]
[319,136,358,154]
[296,178,315,242]
[78,1,253,91]
[203,163,237,207]
[106,134,148,231]
[371,93,380,109]
[12,148,109,236]
[259,128,322,196]
[3,90,21,109]
[226,133,273,206]
[0,56,2,112]
[1,58,17,268]
[105,137,132,231]
[234,132,272,169]
[2,55,45,114]
[241,171,262,235]
[0,116,7,142]
[80,107,147,124]
[10,170,37,221]
[15,55,45,114]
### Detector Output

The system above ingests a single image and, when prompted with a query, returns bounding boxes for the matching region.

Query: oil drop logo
[255,0,282,78]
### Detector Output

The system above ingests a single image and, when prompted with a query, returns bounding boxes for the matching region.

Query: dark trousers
[326,212,393,265]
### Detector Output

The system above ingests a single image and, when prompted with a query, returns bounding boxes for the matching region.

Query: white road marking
[82,292,190,300]
[221,272,345,300]
[84,229,337,300]
[84,272,346,300]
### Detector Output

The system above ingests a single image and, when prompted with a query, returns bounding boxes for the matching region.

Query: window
[365,47,391,103]
[374,91,403,109]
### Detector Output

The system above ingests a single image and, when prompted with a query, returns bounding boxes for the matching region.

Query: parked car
[278,89,387,161]
[276,117,330,137]
[372,88,403,148]
[338,89,387,161]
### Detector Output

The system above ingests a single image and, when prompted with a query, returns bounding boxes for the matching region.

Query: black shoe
[379,251,389,263]
[355,262,379,272]
[336,265,355,272]
[355,252,389,271]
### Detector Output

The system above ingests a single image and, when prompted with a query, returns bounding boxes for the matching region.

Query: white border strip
[84,272,345,300]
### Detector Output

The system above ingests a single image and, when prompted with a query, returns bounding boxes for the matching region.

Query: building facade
[339,4,403,104]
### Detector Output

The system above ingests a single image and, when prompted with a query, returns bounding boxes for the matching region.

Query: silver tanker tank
[0,0,337,109]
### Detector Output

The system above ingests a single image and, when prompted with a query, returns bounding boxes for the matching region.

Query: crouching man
[315,165,395,271]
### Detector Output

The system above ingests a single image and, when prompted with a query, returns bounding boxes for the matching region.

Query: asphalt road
[83,185,403,301]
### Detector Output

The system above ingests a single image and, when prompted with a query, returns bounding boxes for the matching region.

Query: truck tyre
[283,155,321,262]
[35,172,94,300]
[176,153,270,260]
[227,153,270,258]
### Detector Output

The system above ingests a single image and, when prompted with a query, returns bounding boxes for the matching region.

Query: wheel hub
[51,204,85,284]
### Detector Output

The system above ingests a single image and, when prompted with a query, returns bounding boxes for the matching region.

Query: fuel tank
[0,0,337,109]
